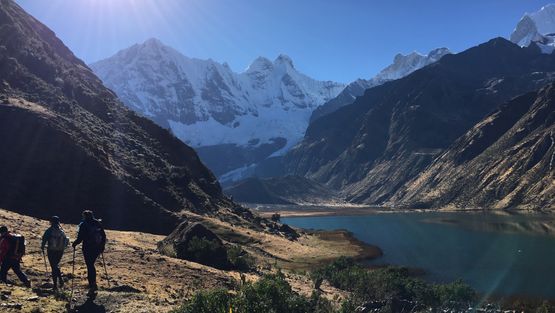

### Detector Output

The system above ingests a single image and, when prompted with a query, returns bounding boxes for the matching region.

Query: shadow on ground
[72,298,106,313]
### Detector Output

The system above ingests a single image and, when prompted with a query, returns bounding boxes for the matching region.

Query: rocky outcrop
[158,222,229,269]
[390,82,555,210]
[284,38,555,208]
[0,0,233,234]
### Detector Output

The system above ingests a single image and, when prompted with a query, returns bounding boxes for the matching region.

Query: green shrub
[311,257,476,308]
[187,236,223,261]
[271,213,281,222]
[433,279,476,305]
[171,289,232,313]
[227,245,255,272]
[173,273,334,313]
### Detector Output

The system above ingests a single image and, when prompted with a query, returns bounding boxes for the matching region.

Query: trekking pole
[42,250,49,275]
[69,247,76,310]
[101,252,111,289]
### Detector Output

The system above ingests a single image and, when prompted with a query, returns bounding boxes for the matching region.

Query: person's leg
[47,250,63,288]
[83,250,98,290]
[11,260,30,287]
[0,260,10,283]
[55,251,64,287]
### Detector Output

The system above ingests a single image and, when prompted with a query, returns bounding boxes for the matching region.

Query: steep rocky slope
[0,0,232,233]
[224,176,342,205]
[284,38,555,207]
[390,83,555,210]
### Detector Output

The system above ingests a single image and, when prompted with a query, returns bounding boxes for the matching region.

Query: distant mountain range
[91,41,451,183]
[0,0,234,233]
[90,41,345,179]
[283,37,555,210]
[88,3,555,211]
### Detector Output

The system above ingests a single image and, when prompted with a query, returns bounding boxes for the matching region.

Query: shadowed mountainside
[284,38,555,209]
[224,175,342,205]
[0,0,233,233]
[391,82,555,210]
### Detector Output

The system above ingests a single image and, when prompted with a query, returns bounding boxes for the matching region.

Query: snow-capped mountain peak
[309,47,451,123]
[246,56,274,73]
[373,47,451,82]
[511,4,555,53]
[90,38,345,180]
[274,54,295,69]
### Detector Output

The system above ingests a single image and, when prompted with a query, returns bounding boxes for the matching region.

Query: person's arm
[72,223,84,248]
[62,229,70,249]
[0,238,8,263]
[41,228,51,251]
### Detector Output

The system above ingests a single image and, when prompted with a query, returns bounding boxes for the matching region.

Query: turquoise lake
[282,212,555,299]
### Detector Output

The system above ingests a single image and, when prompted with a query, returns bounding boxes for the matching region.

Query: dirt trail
[0,209,380,312]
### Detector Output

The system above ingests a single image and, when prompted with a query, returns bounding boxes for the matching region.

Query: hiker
[0,226,31,287]
[41,216,69,289]
[72,210,106,295]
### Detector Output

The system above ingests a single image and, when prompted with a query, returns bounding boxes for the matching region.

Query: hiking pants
[0,259,29,284]
[47,250,64,286]
[83,249,101,289]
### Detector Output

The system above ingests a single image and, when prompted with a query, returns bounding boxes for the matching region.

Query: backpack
[48,227,69,251]
[9,234,25,259]
[84,221,105,250]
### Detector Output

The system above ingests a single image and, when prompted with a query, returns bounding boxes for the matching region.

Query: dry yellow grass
[0,208,379,312]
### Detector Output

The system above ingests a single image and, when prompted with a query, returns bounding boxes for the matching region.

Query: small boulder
[158,222,229,269]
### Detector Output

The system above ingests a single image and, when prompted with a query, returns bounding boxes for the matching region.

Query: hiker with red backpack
[0,226,31,287]
[41,216,70,290]
[72,210,106,296]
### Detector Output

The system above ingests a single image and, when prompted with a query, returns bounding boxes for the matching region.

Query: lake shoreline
[249,202,553,219]
[283,211,555,301]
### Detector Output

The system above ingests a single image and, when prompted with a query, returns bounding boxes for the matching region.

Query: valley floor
[0,208,379,312]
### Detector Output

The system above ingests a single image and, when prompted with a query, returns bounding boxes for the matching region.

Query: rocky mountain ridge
[0,0,233,234]
[390,82,555,210]
[310,47,451,123]
[283,38,555,209]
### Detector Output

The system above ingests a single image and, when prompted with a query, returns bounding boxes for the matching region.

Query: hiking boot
[87,288,97,297]
[24,281,31,288]
[88,284,98,294]
[58,278,64,288]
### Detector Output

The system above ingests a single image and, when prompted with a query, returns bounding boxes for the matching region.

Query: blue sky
[15,0,553,83]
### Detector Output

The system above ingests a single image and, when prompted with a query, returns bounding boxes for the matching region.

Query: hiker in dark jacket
[0,226,30,287]
[41,216,69,290]
[72,210,106,294]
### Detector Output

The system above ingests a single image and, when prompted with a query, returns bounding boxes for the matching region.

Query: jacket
[0,233,18,262]
[41,226,69,251]
[74,219,106,252]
